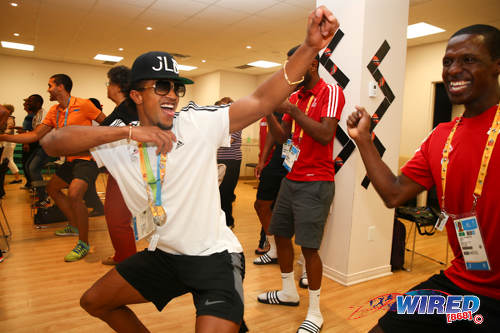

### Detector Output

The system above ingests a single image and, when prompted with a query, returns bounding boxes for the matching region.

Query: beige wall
[1,42,474,182]
[400,41,447,157]
[0,54,114,121]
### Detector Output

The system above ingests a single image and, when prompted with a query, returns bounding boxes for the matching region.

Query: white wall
[0,54,114,121]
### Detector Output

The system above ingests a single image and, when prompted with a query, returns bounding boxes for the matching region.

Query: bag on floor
[390,217,406,271]
[34,205,67,225]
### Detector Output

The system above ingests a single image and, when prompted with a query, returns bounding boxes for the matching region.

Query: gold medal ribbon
[139,143,167,226]
[440,104,500,211]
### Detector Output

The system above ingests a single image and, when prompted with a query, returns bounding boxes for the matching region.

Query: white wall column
[317,0,409,285]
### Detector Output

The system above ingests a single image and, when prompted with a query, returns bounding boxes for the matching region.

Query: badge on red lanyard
[437,104,500,271]
[282,95,314,172]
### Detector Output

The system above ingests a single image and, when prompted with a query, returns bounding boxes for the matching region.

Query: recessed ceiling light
[10,3,18,7]
[246,45,252,49]
[1,41,34,51]
[146,26,153,31]
[118,48,124,51]
[93,54,123,62]
[201,59,206,63]
[247,60,280,68]
[178,64,197,71]
[407,22,445,39]
[13,33,20,37]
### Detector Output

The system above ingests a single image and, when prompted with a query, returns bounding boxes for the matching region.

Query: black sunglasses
[138,80,186,97]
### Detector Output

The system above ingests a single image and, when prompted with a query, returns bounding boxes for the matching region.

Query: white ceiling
[1,0,499,77]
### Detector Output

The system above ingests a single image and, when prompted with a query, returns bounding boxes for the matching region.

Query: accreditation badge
[132,209,155,241]
[435,211,449,231]
[453,214,490,271]
[283,144,300,172]
[282,138,292,158]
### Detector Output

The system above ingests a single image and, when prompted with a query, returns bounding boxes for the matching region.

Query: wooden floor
[0,175,451,332]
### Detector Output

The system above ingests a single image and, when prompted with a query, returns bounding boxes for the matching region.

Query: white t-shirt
[91,103,243,255]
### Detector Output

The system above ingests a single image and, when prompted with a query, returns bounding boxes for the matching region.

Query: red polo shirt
[283,79,345,181]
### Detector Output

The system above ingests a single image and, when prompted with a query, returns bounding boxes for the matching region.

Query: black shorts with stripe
[116,249,246,327]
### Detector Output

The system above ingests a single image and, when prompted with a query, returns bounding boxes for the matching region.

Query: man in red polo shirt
[347,24,500,332]
[257,45,345,333]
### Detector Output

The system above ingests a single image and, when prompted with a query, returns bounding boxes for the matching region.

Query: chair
[395,187,449,272]
[245,162,257,174]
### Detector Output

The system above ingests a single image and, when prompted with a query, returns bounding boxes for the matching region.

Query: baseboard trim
[323,264,392,286]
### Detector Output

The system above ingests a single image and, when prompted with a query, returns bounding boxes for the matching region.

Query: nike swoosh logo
[204,300,225,306]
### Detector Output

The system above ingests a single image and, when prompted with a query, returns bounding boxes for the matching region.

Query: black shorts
[256,171,285,201]
[116,249,246,326]
[378,271,500,332]
[55,159,99,186]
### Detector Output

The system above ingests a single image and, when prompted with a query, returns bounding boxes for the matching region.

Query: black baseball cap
[131,51,194,85]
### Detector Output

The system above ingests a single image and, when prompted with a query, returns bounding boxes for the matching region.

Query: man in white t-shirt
[41,6,338,333]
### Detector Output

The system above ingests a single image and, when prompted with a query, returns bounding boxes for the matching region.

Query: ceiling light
[146,27,153,31]
[178,65,197,71]
[93,54,123,62]
[246,45,252,49]
[118,48,124,51]
[10,3,18,7]
[247,60,280,68]
[1,41,34,51]
[13,33,20,37]
[407,22,445,39]
[201,59,206,63]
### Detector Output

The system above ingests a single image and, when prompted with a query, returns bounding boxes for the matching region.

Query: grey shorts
[268,178,335,249]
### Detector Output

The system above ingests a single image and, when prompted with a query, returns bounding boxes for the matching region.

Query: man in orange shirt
[0,74,106,261]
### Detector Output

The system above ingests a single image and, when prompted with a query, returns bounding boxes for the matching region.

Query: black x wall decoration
[319,33,394,189]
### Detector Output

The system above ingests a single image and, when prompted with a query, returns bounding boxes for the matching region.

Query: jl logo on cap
[131,51,194,85]
[152,56,178,73]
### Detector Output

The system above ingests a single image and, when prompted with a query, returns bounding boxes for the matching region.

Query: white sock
[257,271,299,303]
[279,271,299,301]
[267,236,277,257]
[298,288,323,332]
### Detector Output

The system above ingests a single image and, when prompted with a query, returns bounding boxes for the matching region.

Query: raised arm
[41,125,177,157]
[0,123,52,144]
[347,106,425,207]
[228,6,339,132]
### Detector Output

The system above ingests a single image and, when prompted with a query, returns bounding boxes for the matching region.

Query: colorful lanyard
[138,143,167,206]
[56,96,72,129]
[292,95,315,142]
[440,104,500,211]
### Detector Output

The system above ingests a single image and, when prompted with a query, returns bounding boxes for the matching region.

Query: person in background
[0,74,106,262]
[216,97,242,229]
[22,95,55,208]
[253,114,288,266]
[257,44,345,333]
[84,97,106,217]
[1,104,22,184]
[0,105,10,198]
[19,94,45,190]
[100,65,138,266]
